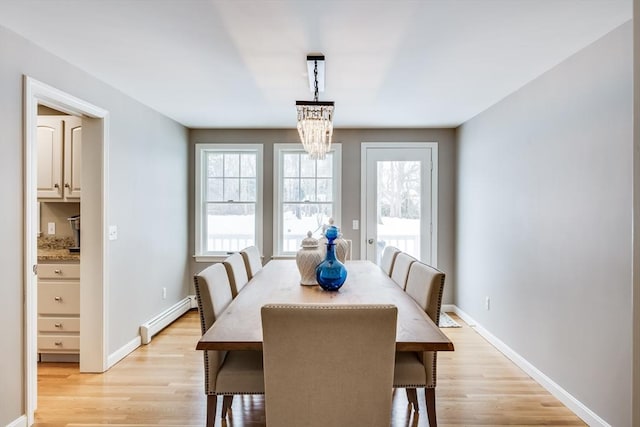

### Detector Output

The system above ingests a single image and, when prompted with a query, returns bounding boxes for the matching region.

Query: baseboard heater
[140,296,196,344]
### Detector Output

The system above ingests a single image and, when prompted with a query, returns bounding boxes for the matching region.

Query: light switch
[47,222,56,235]
[108,225,118,240]
[352,220,359,230]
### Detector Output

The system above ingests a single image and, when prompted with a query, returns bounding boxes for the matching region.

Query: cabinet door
[63,116,82,199]
[37,117,63,198]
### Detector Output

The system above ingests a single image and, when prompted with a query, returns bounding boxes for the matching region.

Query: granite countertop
[38,236,80,263]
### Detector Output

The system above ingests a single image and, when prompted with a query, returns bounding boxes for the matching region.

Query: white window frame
[194,143,263,262]
[273,143,342,257]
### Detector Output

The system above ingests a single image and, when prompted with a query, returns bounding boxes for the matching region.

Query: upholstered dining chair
[393,261,446,426]
[240,245,263,280]
[261,304,398,427]
[194,263,264,427]
[390,252,418,289]
[222,252,249,298]
[380,245,401,276]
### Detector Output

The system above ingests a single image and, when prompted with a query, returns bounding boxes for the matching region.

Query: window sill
[271,255,296,260]
[193,255,227,263]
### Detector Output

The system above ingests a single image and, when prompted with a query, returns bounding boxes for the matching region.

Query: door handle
[368,239,374,244]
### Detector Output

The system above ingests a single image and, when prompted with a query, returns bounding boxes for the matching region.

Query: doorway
[361,143,438,264]
[24,76,109,425]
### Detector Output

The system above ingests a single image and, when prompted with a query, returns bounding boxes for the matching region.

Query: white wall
[456,22,633,426]
[0,25,189,424]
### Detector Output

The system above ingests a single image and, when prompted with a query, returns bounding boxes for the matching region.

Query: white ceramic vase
[295,231,323,285]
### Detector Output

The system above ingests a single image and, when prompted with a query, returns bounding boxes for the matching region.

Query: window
[274,144,341,256]
[195,144,263,260]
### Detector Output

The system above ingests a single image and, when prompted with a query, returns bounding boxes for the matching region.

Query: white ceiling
[0,0,632,128]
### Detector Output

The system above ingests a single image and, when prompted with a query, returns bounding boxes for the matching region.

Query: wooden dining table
[196,259,454,352]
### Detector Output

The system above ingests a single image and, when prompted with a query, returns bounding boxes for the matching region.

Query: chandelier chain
[313,60,319,102]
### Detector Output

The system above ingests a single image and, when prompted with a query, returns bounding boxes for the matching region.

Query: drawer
[39,264,80,279]
[38,283,79,315]
[38,335,79,352]
[38,317,80,333]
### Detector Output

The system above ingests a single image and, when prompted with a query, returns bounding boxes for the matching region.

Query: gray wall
[0,25,189,424]
[189,128,456,303]
[456,22,632,426]
[633,2,639,425]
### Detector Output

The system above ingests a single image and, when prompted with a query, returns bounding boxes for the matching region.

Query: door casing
[24,76,110,425]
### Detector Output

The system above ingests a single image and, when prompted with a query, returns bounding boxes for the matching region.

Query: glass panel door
[363,145,434,264]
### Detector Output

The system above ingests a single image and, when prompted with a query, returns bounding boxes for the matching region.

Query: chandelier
[296,55,335,160]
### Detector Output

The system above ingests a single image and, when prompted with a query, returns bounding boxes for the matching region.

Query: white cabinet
[38,263,80,357]
[37,115,82,200]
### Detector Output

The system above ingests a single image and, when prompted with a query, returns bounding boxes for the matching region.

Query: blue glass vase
[316,226,347,291]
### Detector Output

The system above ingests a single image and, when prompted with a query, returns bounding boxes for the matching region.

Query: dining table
[196,259,454,352]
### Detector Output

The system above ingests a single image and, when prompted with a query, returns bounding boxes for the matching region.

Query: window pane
[206,178,223,201]
[223,178,239,200]
[224,153,240,177]
[207,153,223,177]
[300,179,316,202]
[316,154,332,177]
[377,160,421,259]
[240,178,256,202]
[283,178,300,202]
[283,153,299,177]
[300,155,315,177]
[241,153,256,178]
[316,178,332,202]
[282,203,332,252]
[206,203,255,252]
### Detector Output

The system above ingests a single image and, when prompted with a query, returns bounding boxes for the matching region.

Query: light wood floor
[35,311,585,426]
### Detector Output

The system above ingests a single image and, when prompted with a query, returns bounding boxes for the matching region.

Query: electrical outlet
[108,225,118,240]
[485,296,491,311]
[352,219,359,230]
[162,287,167,300]
[47,222,56,235]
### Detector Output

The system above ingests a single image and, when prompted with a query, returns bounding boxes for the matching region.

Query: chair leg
[405,388,419,412]
[425,387,437,426]
[222,395,234,417]
[206,395,217,427]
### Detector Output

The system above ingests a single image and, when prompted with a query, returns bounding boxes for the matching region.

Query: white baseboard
[107,296,196,368]
[107,335,141,369]
[188,294,198,309]
[448,305,610,427]
[6,415,27,427]
[441,304,459,315]
[140,297,193,345]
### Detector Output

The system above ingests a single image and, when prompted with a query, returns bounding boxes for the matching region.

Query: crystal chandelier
[296,55,335,160]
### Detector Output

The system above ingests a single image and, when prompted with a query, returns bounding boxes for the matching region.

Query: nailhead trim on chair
[193,276,211,393]
[431,274,445,388]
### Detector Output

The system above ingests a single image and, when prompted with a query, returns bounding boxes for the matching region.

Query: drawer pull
[54,323,63,328]
[54,341,63,346]
[54,269,62,274]
[54,296,63,302]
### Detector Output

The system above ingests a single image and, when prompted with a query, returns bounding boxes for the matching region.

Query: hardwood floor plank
[34,311,585,426]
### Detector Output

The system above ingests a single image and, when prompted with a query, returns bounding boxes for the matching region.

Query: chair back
[194,263,234,393]
[223,253,249,297]
[404,262,446,325]
[390,252,417,289]
[194,263,234,333]
[380,245,401,276]
[261,304,398,427]
[344,239,353,260]
[240,245,263,279]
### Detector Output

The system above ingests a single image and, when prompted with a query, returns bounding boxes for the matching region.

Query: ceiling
[0,0,632,128]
